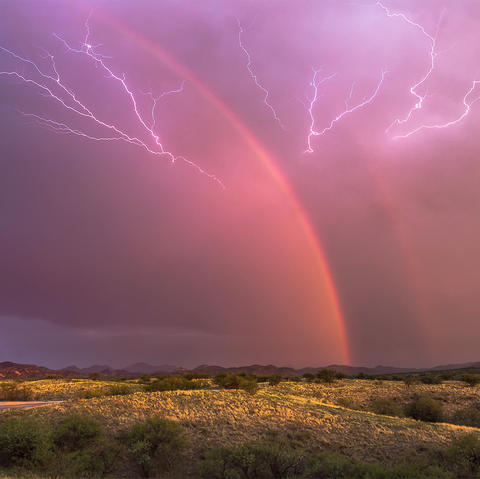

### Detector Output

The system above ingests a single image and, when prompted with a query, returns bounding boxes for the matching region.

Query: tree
[88,372,102,381]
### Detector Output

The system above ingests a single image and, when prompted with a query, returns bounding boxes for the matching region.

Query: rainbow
[92,10,351,365]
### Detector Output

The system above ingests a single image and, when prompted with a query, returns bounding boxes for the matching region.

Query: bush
[337,397,354,409]
[451,408,480,428]
[54,414,105,452]
[240,380,259,396]
[404,395,444,423]
[460,373,480,387]
[77,389,106,400]
[317,369,336,384]
[268,374,283,387]
[303,373,315,383]
[443,434,480,477]
[213,373,258,394]
[0,381,34,401]
[146,376,208,392]
[89,372,102,381]
[139,374,152,384]
[305,451,387,478]
[107,384,133,396]
[184,372,210,380]
[198,432,305,479]
[403,378,415,388]
[288,376,302,383]
[122,417,188,477]
[370,399,404,418]
[58,444,121,479]
[420,375,443,385]
[0,417,51,468]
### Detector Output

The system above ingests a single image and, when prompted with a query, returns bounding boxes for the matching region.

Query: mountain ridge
[1,360,479,379]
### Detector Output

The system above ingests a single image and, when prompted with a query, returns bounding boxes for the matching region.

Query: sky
[1,0,480,370]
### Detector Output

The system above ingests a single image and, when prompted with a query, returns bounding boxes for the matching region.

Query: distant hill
[192,364,299,377]
[297,364,429,376]
[0,361,87,379]
[123,362,176,374]
[431,361,480,371]
[0,362,143,379]
[61,364,113,373]
[2,359,480,380]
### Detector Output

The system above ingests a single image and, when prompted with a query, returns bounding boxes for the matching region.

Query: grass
[2,380,479,453]
[0,378,479,476]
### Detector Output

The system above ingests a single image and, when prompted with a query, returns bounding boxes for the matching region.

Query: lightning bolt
[299,67,337,153]
[235,14,287,131]
[303,67,388,153]
[0,12,225,188]
[367,1,479,138]
[394,79,480,138]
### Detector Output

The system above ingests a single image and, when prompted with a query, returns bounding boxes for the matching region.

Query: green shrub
[337,397,354,409]
[403,378,415,388]
[442,434,480,477]
[0,381,34,401]
[54,414,105,452]
[122,417,188,477]
[371,399,404,418]
[305,451,388,478]
[268,374,283,387]
[240,380,259,396]
[77,389,106,400]
[139,374,152,384]
[184,372,210,380]
[88,372,102,381]
[404,395,444,423]
[0,417,51,468]
[146,376,208,392]
[303,373,315,383]
[460,373,480,387]
[198,432,304,479]
[317,369,336,384]
[107,384,133,396]
[451,408,480,428]
[288,376,302,383]
[420,375,443,385]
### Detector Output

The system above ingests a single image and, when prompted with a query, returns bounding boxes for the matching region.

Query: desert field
[0,377,479,478]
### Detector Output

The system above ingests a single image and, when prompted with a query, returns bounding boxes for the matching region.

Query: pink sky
[1,0,480,369]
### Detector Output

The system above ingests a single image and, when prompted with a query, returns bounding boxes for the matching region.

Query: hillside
[1,377,479,477]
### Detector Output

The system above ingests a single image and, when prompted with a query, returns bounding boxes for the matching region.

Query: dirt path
[0,401,63,410]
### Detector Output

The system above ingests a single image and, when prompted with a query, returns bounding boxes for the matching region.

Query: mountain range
[1,360,480,380]
[61,362,176,374]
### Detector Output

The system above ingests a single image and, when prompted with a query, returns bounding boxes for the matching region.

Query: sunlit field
[1,377,479,477]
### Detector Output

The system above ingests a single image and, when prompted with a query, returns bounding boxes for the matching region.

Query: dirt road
[0,401,63,410]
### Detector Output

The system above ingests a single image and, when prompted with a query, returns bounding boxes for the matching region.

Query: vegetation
[1,372,480,477]
[370,398,404,417]
[404,395,445,423]
[0,381,34,401]
[121,417,188,477]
